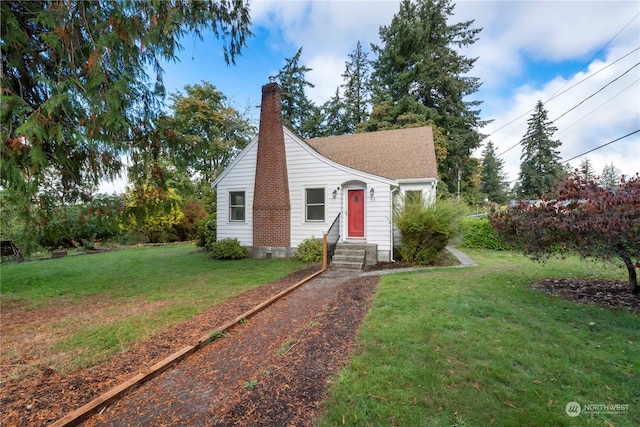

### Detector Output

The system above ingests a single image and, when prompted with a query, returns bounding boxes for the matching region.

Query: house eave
[396,177,438,184]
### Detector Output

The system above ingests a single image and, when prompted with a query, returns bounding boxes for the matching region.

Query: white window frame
[305,188,325,222]
[229,191,246,222]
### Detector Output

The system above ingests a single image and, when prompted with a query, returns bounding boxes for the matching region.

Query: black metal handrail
[326,213,341,261]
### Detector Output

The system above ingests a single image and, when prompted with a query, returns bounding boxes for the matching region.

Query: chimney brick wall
[253,82,291,248]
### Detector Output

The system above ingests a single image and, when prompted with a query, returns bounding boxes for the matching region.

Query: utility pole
[457,167,461,201]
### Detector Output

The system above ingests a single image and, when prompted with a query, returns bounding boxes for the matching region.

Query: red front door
[347,189,365,238]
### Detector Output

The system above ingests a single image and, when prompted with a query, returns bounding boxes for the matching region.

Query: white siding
[215,138,258,246]
[397,179,438,205]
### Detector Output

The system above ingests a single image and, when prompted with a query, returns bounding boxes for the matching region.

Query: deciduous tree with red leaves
[491,172,640,294]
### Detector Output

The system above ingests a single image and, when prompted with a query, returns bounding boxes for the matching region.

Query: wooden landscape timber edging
[48,268,325,427]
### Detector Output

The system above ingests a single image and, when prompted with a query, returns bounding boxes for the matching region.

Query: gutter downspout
[390,184,401,262]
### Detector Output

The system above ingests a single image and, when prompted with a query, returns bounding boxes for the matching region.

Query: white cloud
[453,1,640,183]
[306,54,346,104]
[251,0,400,104]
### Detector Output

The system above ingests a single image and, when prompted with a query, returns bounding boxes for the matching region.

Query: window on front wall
[305,188,325,221]
[405,190,423,206]
[229,191,245,221]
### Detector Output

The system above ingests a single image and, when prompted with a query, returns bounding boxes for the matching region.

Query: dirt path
[1,269,379,427]
[82,270,378,427]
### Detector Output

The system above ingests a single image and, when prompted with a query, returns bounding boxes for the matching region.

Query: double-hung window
[405,190,423,206]
[229,191,245,221]
[305,188,325,221]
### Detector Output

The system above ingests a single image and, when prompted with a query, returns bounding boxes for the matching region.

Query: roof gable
[304,126,437,180]
[284,127,397,186]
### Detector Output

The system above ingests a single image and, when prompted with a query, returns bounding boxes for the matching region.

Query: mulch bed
[530,278,639,314]
[1,269,379,427]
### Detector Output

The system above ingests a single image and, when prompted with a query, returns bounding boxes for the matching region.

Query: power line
[561,129,640,165]
[551,62,640,122]
[485,8,640,140]
[557,78,640,136]
[504,130,639,184]
[497,137,522,158]
[547,11,640,99]
[489,46,640,140]
[546,47,639,105]
[495,59,639,158]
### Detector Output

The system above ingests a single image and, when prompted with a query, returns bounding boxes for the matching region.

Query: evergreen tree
[321,88,350,136]
[341,41,372,134]
[578,158,596,181]
[277,47,319,138]
[480,141,509,204]
[300,105,325,139]
[1,0,251,252]
[367,0,486,199]
[518,101,564,198]
[600,162,621,188]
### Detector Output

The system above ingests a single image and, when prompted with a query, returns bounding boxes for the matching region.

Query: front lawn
[0,243,304,374]
[318,249,639,426]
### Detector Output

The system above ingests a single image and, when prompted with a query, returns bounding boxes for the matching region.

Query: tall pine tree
[342,41,372,134]
[2,1,250,196]
[321,88,350,136]
[600,162,621,189]
[277,47,320,138]
[367,0,486,200]
[480,141,509,204]
[518,101,564,198]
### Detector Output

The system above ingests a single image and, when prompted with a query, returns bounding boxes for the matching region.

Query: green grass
[317,249,639,427]
[1,243,305,371]
[1,244,303,304]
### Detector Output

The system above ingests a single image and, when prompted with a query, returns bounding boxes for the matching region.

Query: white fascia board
[396,177,438,185]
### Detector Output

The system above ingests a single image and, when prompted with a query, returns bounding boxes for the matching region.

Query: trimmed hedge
[460,217,509,250]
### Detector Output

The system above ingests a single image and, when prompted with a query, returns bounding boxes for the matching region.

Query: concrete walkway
[360,245,476,276]
[446,245,478,267]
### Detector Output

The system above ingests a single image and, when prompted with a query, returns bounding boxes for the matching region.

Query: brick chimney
[252,78,291,250]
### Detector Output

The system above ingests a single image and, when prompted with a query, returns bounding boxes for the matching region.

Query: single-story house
[212,79,438,264]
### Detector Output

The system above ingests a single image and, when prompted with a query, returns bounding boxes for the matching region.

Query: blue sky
[101,0,640,193]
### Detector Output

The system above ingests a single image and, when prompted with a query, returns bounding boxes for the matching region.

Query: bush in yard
[460,217,510,250]
[196,215,217,249]
[394,195,464,265]
[491,171,640,294]
[294,237,323,262]
[173,200,208,241]
[209,238,248,260]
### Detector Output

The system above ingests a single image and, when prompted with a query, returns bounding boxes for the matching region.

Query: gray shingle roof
[304,126,437,180]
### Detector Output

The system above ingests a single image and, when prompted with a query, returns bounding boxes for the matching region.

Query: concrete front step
[330,260,364,271]
[330,245,366,271]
